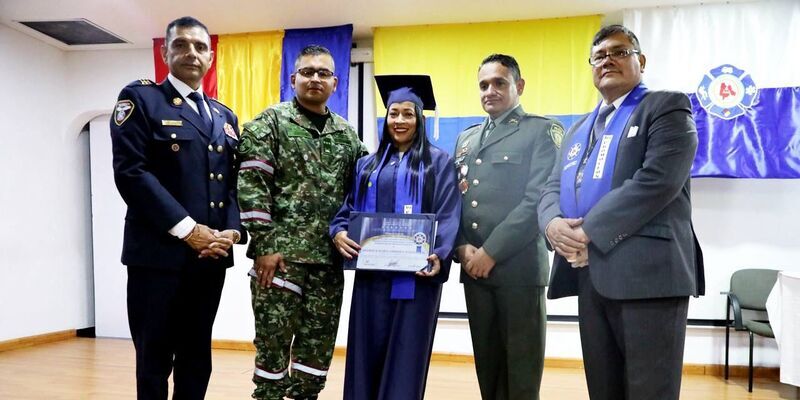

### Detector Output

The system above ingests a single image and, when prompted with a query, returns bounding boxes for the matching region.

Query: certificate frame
[344,211,437,272]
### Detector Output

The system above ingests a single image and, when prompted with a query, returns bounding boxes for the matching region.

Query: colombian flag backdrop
[373,16,601,154]
[153,25,352,127]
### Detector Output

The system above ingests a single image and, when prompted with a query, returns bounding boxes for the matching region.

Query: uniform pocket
[154,127,196,142]
[490,152,522,165]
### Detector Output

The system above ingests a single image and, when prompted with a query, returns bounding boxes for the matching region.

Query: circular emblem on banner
[567,143,582,161]
[413,232,427,245]
[696,64,757,120]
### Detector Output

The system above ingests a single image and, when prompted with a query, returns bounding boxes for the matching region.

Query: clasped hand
[184,224,236,259]
[457,245,496,279]
[545,217,590,267]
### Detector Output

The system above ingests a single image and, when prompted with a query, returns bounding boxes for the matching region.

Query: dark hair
[165,16,210,43]
[356,105,436,211]
[591,25,642,53]
[479,54,522,82]
[294,45,335,71]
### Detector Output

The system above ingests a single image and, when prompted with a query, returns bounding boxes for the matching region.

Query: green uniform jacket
[237,99,366,264]
[454,106,562,286]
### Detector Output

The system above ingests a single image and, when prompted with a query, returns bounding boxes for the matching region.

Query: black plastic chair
[722,268,779,392]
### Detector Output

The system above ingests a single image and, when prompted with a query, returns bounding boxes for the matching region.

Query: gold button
[473,179,479,186]
[170,133,177,139]
[216,145,224,153]
[218,201,224,208]
[171,144,180,152]
[471,222,478,230]
[208,144,213,152]
[209,173,215,180]
[503,155,509,161]
[216,174,224,181]
[210,202,216,208]
[475,158,482,165]
[471,200,478,208]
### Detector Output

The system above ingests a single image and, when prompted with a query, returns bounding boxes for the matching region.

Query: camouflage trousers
[250,262,344,400]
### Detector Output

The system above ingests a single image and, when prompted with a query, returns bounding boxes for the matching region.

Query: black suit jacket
[110,79,245,270]
[538,90,705,300]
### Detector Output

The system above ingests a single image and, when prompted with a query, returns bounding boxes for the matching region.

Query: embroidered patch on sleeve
[114,100,134,126]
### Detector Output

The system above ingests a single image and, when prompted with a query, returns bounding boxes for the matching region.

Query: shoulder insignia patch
[224,123,238,140]
[114,100,134,126]
[138,79,154,85]
[549,123,565,149]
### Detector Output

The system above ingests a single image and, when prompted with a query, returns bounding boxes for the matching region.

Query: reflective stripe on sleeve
[272,277,303,295]
[240,159,275,175]
[240,210,272,222]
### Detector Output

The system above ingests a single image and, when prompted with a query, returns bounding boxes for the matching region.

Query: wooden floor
[0,338,797,399]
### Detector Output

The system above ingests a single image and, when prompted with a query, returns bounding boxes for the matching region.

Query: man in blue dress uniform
[110,16,244,400]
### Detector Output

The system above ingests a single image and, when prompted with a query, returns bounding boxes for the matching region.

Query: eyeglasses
[296,67,335,79]
[588,49,640,67]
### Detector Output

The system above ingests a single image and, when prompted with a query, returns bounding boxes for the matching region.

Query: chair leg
[748,331,754,393]
[725,323,730,380]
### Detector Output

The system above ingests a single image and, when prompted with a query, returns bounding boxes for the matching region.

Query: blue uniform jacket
[110,79,245,270]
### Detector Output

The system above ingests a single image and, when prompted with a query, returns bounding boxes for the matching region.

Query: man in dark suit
[537,25,705,400]
[110,16,244,400]
[454,54,562,400]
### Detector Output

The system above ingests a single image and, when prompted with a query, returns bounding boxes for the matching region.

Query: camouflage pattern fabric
[237,99,366,264]
[238,99,364,399]
[250,262,344,400]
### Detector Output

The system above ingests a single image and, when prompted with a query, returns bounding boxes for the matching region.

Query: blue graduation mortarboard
[375,75,436,111]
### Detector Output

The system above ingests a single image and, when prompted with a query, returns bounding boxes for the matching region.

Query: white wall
[0,24,94,341]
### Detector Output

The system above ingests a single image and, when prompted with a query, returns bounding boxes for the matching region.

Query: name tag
[161,120,183,127]
[593,135,614,179]
[627,126,639,138]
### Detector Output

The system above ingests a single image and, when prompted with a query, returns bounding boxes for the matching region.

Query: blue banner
[280,24,353,118]
[690,87,800,178]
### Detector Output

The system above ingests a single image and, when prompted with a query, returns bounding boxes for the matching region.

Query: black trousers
[463,281,546,400]
[127,265,226,400]
[577,269,689,400]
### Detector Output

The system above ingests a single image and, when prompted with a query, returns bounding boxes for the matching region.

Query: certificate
[344,212,437,272]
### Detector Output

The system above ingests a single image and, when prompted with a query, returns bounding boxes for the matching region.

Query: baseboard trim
[211,340,779,378]
[0,330,77,353]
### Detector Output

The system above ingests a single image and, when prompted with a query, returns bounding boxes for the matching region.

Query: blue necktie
[187,92,212,133]
[592,104,615,143]
[576,104,616,190]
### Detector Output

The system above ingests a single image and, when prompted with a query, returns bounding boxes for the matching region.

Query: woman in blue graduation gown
[330,75,460,400]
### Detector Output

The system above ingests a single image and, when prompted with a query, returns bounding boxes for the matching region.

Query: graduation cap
[375,74,440,139]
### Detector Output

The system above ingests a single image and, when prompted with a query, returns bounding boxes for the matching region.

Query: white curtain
[624,0,800,91]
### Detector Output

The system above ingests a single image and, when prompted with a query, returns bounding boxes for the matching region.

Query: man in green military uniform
[454,54,563,400]
[237,45,365,400]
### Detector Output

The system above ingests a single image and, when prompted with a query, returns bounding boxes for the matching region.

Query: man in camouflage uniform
[454,54,562,400]
[237,45,365,400]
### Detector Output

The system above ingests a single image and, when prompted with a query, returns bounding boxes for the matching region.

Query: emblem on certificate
[344,212,437,273]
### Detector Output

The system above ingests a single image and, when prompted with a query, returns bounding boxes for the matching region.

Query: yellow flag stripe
[374,16,601,117]
[217,31,285,125]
